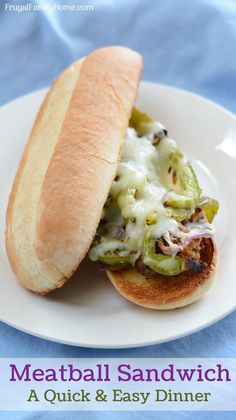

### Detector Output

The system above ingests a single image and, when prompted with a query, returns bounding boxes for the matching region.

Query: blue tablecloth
[0,0,236,418]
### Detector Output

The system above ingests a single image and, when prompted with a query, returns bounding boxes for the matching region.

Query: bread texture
[6,46,143,294]
[107,238,218,310]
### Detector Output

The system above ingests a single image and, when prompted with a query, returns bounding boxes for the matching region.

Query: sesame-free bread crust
[107,238,218,310]
[6,46,143,294]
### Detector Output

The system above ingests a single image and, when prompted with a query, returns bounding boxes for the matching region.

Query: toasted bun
[107,238,218,310]
[6,46,143,294]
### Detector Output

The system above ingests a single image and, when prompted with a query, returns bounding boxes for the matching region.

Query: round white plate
[0,82,235,348]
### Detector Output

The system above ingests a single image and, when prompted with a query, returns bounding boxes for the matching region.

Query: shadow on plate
[46,257,122,308]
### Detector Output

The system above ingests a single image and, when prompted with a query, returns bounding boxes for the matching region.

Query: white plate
[0,82,235,348]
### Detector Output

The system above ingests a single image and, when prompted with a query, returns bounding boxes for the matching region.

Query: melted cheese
[91,127,187,262]
[89,240,129,261]
[89,122,216,265]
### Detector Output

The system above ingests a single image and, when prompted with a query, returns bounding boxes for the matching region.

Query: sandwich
[89,108,218,309]
[6,46,218,309]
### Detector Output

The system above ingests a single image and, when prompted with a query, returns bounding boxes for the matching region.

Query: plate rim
[1,304,235,349]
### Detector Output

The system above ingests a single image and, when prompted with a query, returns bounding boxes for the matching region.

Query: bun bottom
[106,238,218,310]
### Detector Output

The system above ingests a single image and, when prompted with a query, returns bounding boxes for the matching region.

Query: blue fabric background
[0,0,236,418]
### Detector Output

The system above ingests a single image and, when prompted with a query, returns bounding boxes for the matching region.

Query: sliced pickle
[181,162,201,205]
[129,107,154,136]
[98,252,131,269]
[199,196,219,222]
[165,207,192,222]
[142,231,185,276]
[129,107,168,139]
[165,151,201,210]
[89,237,131,269]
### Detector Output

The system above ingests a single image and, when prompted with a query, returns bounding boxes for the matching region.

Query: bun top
[33,46,143,288]
[6,46,143,293]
